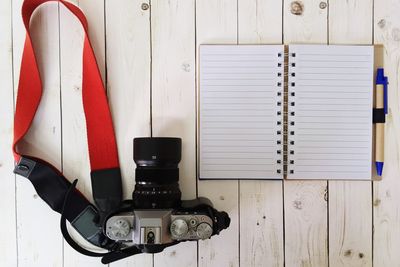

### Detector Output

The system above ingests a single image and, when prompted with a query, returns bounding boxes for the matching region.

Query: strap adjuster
[14,157,36,178]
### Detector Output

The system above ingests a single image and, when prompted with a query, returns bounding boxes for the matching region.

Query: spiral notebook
[198,44,374,180]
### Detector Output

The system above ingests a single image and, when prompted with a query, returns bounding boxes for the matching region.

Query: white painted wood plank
[329,0,373,45]
[239,182,284,267]
[0,0,17,266]
[284,181,328,267]
[238,1,284,266]
[328,1,373,266]
[12,1,63,266]
[196,1,239,266]
[373,0,400,265]
[106,0,152,266]
[238,0,283,44]
[283,1,328,266]
[283,0,327,44]
[151,0,197,266]
[59,0,107,265]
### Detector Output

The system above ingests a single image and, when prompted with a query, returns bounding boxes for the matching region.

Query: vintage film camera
[103,138,230,253]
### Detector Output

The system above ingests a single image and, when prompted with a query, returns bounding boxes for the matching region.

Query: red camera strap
[14,0,119,171]
[13,0,123,251]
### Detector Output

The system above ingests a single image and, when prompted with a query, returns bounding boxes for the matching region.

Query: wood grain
[151,0,197,266]
[196,1,239,266]
[106,0,153,266]
[238,0,284,266]
[373,0,400,265]
[328,1,373,266]
[59,0,108,265]
[0,0,17,266]
[283,0,328,266]
[12,1,64,266]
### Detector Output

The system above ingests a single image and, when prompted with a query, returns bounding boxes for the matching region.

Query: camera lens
[133,137,182,209]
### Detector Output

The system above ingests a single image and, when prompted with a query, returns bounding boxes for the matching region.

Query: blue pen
[374,68,388,176]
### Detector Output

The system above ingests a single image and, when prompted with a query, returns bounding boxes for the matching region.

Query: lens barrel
[133,137,182,209]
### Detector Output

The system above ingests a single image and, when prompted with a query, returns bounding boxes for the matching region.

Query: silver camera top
[105,210,213,245]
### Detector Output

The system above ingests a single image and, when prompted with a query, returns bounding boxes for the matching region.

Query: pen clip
[376,68,388,114]
[384,76,388,114]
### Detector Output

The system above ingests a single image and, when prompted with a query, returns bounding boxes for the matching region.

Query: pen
[374,68,388,176]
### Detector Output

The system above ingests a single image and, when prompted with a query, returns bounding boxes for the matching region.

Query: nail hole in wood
[141,3,149,10]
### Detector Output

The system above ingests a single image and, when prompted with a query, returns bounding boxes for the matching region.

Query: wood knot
[359,252,364,258]
[378,19,386,29]
[324,188,328,201]
[374,199,381,206]
[290,1,304,15]
[219,196,225,201]
[344,249,352,257]
[293,200,302,209]
[182,63,191,72]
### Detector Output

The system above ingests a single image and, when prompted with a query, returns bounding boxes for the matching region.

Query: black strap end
[91,168,123,215]
[14,157,36,178]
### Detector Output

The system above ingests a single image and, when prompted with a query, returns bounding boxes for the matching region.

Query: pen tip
[376,162,384,176]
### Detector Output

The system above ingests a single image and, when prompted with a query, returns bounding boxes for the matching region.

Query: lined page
[287,45,373,180]
[199,45,284,179]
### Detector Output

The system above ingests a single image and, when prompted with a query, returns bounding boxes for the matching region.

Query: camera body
[106,207,214,244]
[103,138,229,251]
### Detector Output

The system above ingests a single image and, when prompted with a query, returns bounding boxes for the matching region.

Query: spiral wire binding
[276,51,284,175]
[275,50,284,176]
[276,50,298,176]
[287,51,296,175]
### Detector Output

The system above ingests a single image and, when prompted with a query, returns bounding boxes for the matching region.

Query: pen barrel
[375,84,384,109]
[375,123,384,162]
[375,84,385,163]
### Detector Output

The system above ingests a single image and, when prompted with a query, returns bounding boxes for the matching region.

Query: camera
[103,137,230,252]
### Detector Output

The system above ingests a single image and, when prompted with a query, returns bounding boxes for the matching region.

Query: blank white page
[287,45,373,180]
[199,45,284,179]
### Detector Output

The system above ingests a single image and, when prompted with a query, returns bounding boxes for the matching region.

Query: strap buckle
[14,157,36,178]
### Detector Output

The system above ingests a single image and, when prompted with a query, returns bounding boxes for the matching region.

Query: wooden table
[0,0,399,266]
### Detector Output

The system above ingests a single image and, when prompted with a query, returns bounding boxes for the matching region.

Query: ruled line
[294,170,368,173]
[202,156,274,159]
[296,133,370,136]
[298,53,371,57]
[203,78,274,81]
[296,164,369,167]
[202,66,276,68]
[203,163,275,166]
[299,59,370,63]
[296,115,370,118]
[203,59,277,62]
[296,66,370,69]
[202,169,274,172]
[298,78,370,81]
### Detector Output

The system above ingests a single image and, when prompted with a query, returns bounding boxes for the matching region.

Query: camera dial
[196,223,213,240]
[170,219,189,239]
[106,215,133,241]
